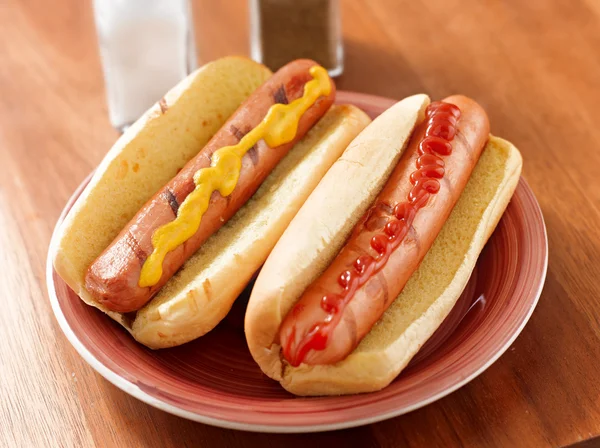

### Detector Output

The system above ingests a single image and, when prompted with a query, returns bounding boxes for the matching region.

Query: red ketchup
[284,101,461,366]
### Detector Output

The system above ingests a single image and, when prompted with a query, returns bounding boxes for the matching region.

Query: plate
[47,91,548,433]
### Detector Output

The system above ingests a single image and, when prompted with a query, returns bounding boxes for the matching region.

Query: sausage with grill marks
[279,95,490,366]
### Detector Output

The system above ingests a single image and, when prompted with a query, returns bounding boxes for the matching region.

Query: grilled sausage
[279,95,490,366]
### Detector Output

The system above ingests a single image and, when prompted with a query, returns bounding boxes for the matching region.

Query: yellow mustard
[139,65,331,287]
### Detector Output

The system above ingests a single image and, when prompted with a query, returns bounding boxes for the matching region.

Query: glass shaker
[92,0,197,130]
[249,0,343,77]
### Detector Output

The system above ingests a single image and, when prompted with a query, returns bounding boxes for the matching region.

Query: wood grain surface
[1,0,599,446]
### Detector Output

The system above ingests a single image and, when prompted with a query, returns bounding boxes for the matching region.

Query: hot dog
[280,96,490,366]
[52,56,371,348]
[85,59,336,313]
[245,94,522,395]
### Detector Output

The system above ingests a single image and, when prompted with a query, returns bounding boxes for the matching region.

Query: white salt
[93,0,196,129]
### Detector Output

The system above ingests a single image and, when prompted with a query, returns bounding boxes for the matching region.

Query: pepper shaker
[249,0,343,77]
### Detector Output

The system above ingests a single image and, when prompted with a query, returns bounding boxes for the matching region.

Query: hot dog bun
[246,104,522,394]
[52,56,371,348]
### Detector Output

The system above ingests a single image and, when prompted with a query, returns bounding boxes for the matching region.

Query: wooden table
[2,0,599,446]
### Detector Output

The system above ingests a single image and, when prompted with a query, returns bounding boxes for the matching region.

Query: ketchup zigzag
[285,101,462,366]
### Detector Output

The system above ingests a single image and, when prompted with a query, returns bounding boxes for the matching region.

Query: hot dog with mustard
[52,57,371,348]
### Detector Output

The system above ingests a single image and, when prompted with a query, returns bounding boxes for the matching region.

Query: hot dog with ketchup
[280,96,488,366]
[245,94,523,395]
[52,57,371,348]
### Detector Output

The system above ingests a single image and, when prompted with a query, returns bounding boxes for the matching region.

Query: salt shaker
[93,0,197,130]
[249,0,343,77]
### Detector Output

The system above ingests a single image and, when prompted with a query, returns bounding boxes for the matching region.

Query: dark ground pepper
[255,0,342,74]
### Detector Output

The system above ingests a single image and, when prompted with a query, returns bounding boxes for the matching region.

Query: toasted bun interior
[245,94,431,379]
[132,104,371,348]
[52,57,272,328]
[249,135,522,396]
